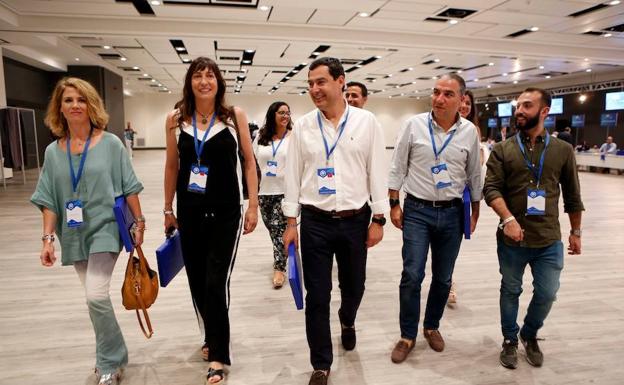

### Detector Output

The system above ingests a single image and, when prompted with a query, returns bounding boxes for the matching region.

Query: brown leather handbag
[121,245,159,338]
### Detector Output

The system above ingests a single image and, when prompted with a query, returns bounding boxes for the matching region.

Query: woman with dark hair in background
[163,56,258,384]
[253,101,293,289]
[448,90,489,306]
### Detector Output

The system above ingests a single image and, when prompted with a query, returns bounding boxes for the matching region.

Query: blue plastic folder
[288,243,304,310]
[462,185,471,240]
[156,230,184,288]
[113,196,135,253]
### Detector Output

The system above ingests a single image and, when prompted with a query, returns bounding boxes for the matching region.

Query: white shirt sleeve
[282,120,303,218]
[466,125,483,201]
[367,115,390,214]
[388,119,412,191]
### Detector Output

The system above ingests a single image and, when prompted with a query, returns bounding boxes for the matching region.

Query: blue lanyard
[516,133,550,188]
[66,129,93,194]
[193,112,217,165]
[271,131,288,159]
[317,107,350,162]
[428,113,456,161]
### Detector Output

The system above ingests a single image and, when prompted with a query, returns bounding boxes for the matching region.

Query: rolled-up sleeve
[30,147,58,214]
[388,120,411,191]
[282,120,303,217]
[367,115,389,214]
[483,143,505,205]
[121,146,144,196]
[560,145,584,213]
[466,125,483,201]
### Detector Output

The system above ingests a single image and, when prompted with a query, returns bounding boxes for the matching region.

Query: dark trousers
[178,204,243,365]
[300,206,371,370]
[399,198,463,340]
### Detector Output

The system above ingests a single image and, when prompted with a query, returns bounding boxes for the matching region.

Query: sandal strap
[207,367,224,378]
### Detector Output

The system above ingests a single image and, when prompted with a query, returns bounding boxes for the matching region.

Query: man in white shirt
[600,136,617,154]
[283,57,388,385]
[388,74,482,364]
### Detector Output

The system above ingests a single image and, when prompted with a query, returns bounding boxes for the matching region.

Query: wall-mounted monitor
[571,114,585,128]
[488,118,498,128]
[605,92,624,111]
[600,112,618,127]
[498,103,512,117]
[548,98,563,115]
[544,115,556,129]
[500,117,511,127]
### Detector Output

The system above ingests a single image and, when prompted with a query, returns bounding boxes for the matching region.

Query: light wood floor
[1,149,622,385]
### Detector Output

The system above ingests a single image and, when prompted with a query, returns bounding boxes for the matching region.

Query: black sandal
[206,367,225,384]
[201,343,209,361]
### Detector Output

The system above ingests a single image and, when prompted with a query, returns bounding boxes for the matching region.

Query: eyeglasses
[277,111,291,116]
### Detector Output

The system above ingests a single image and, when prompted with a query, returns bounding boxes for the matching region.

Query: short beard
[515,113,540,132]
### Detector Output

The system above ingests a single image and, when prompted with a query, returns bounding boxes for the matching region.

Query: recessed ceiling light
[412,81,417,84]
[103,45,111,49]
[579,94,587,102]
[150,0,161,5]
[513,80,518,84]
[259,5,270,11]
[168,91,171,94]
[584,58,589,61]
[74,58,80,61]
[586,68,592,72]
[538,65,545,69]
[609,0,620,5]
[183,59,191,63]
[432,76,438,80]
[374,56,382,59]
[529,26,539,32]
[120,57,127,61]
[457,70,463,74]
[488,62,494,66]
[387,74,393,77]
[132,66,139,70]
[143,73,149,76]
[487,85,491,88]
[242,60,252,64]
[473,78,479,82]
[449,19,459,25]
[408,67,414,71]
[301,62,308,66]
[603,33,613,38]
[158,83,162,86]
[175,47,185,52]
[502,72,508,76]
[433,59,440,63]
[359,12,369,17]
[244,49,255,53]
[151,79,156,82]
[545,75,551,79]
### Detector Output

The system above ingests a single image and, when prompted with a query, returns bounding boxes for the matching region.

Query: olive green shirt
[31,132,143,265]
[483,131,584,248]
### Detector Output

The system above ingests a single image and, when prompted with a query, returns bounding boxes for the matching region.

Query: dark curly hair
[257,101,292,146]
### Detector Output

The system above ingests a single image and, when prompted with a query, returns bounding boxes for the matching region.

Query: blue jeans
[498,240,564,342]
[399,198,463,340]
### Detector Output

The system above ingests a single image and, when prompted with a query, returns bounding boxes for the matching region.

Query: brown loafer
[308,369,330,385]
[424,329,445,352]
[391,338,415,363]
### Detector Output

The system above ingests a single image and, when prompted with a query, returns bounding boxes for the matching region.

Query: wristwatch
[570,229,582,237]
[389,198,400,208]
[371,216,386,226]
[41,234,55,243]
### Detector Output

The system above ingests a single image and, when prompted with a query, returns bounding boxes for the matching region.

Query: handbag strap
[132,245,154,339]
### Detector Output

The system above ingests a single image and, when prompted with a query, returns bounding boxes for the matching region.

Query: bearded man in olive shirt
[483,87,584,370]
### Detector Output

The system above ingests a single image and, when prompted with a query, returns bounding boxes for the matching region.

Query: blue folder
[113,196,135,252]
[462,185,471,240]
[156,230,184,288]
[288,243,304,310]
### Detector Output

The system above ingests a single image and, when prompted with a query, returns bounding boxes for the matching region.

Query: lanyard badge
[516,134,550,216]
[316,108,349,195]
[267,131,287,177]
[188,112,217,194]
[65,130,92,227]
[428,114,456,189]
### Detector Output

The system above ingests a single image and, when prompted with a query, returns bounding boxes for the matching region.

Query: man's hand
[503,219,524,242]
[366,222,383,248]
[390,206,403,230]
[568,235,581,255]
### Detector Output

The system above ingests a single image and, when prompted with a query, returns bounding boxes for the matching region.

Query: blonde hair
[45,77,109,138]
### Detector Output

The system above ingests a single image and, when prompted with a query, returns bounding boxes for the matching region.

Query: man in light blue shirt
[599,136,617,154]
[388,74,482,364]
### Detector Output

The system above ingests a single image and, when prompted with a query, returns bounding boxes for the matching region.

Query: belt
[302,204,368,219]
[406,193,462,208]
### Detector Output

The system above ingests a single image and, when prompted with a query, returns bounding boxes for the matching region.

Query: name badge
[431,163,452,189]
[266,160,278,177]
[317,167,336,195]
[526,189,546,216]
[66,199,84,227]
[188,164,209,193]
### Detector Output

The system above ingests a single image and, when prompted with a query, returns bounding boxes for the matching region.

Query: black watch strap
[371,216,386,226]
[389,198,400,208]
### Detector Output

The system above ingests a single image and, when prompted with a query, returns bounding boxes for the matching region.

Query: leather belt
[406,193,462,208]
[302,204,368,219]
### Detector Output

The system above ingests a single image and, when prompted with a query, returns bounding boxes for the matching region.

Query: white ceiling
[0,0,622,98]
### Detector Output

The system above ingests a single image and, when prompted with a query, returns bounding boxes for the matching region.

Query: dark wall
[478,89,624,148]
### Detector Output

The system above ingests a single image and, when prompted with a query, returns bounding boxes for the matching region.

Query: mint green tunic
[31,132,143,265]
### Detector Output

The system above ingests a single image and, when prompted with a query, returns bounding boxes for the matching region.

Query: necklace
[197,111,211,124]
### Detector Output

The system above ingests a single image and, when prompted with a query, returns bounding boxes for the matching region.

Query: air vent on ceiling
[506,29,533,38]
[272,70,289,74]
[98,53,122,59]
[115,0,155,16]
[568,3,609,18]
[462,64,488,71]
[417,77,432,80]
[434,65,446,70]
[445,66,462,70]
[220,56,240,61]
[583,31,603,36]
[340,59,360,65]
[437,8,477,19]
[121,67,141,71]
[605,23,624,32]
[424,17,447,23]
[422,59,436,65]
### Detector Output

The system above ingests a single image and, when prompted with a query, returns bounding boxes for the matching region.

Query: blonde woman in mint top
[253,101,292,289]
[30,77,145,385]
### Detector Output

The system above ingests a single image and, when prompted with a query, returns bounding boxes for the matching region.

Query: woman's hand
[40,242,56,267]
[164,213,178,233]
[133,225,145,247]
[243,207,258,234]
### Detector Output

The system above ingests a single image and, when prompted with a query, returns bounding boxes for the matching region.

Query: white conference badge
[266,160,278,177]
[431,163,452,189]
[66,199,84,227]
[188,164,209,193]
[317,167,336,195]
[526,189,546,215]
